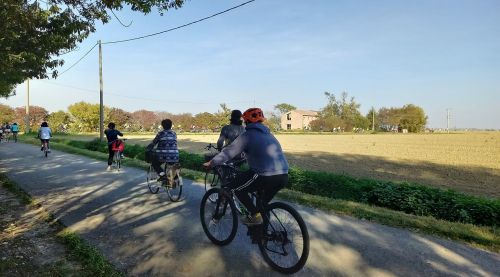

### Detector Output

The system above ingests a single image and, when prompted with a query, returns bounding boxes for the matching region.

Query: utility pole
[25,79,30,133]
[99,40,104,141]
[371,106,375,131]
[446,109,450,133]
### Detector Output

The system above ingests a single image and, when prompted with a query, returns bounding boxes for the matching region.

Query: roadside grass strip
[278,189,499,253]
[0,173,122,276]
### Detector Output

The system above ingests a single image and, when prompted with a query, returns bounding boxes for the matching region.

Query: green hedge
[50,138,500,227]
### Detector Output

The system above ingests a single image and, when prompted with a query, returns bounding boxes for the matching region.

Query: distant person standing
[104,122,124,171]
[217,110,245,150]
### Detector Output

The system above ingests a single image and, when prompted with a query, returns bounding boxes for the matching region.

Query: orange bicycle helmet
[242,108,265,123]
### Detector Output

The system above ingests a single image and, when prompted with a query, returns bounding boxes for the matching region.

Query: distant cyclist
[146,119,179,180]
[104,122,124,171]
[38,122,52,152]
[217,110,245,150]
[204,108,289,225]
[11,123,19,142]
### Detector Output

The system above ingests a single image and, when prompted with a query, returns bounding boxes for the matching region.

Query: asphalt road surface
[1,142,498,276]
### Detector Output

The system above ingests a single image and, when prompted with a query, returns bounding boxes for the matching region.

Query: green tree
[194,112,218,131]
[48,110,71,133]
[377,105,427,132]
[377,107,401,131]
[266,111,282,132]
[274,103,297,114]
[366,108,379,131]
[399,104,427,132]
[214,103,232,128]
[0,0,185,97]
[0,104,15,124]
[316,91,365,131]
[67,102,101,132]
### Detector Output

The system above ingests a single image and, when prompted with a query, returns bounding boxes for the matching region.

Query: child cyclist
[104,122,124,171]
[38,122,52,152]
[146,119,179,180]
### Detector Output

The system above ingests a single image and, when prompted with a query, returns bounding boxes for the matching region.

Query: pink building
[281,110,318,130]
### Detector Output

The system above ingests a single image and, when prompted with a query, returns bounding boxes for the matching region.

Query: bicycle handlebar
[205,143,220,151]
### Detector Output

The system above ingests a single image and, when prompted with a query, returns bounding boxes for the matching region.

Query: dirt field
[69,132,500,198]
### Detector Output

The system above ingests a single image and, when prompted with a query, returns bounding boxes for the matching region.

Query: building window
[287,124,291,130]
[287,113,291,120]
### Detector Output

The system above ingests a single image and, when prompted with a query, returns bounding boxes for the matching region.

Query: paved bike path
[1,143,499,276]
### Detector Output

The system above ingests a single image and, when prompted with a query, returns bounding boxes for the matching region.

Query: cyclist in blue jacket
[204,108,289,225]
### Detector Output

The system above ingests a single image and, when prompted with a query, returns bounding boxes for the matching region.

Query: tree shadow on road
[1,144,499,277]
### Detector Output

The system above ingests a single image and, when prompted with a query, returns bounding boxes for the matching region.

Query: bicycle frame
[42,140,49,157]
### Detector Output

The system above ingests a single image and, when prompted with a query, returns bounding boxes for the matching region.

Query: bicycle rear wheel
[166,170,182,202]
[114,152,121,170]
[258,202,309,274]
[146,165,160,194]
[200,188,238,246]
[204,170,220,203]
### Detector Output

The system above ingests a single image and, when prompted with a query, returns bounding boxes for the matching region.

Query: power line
[57,43,98,76]
[102,0,256,45]
[39,80,254,105]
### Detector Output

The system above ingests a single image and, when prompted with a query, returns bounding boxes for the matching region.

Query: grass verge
[0,173,122,276]
[15,137,500,252]
[278,189,499,252]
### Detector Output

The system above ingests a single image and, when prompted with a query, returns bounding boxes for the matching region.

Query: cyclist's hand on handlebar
[203,161,212,169]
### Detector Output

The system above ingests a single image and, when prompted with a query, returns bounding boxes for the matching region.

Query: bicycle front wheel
[200,188,238,246]
[166,173,183,202]
[259,202,309,274]
[146,165,160,194]
[204,170,220,203]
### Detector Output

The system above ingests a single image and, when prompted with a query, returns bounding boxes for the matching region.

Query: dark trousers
[40,139,50,149]
[229,171,287,215]
[152,158,164,174]
[107,145,114,165]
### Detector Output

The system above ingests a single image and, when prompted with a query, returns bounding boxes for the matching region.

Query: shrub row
[53,138,500,226]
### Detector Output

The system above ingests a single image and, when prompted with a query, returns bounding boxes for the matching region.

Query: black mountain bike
[200,163,309,274]
[203,143,246,203]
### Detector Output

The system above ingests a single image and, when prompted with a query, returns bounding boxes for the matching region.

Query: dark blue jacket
[148,129,179,163]
[104,129,123,144]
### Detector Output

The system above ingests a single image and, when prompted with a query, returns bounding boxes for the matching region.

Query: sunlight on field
[64,132,500,198]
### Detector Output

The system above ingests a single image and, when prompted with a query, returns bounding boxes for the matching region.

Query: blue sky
[3,0,500,128]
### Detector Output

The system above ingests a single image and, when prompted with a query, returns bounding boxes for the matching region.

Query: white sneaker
[106,165,112,171]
